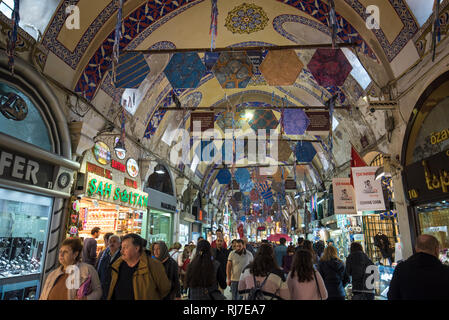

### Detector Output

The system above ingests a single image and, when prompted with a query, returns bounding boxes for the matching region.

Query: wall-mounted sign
[92,142,111,165]
[161,202,176,212]
[127,158,139,178]
[351,167,386,211]
[0,147,54,189]
[332,178,356,214]
[111,159,126,173]
[114,137,126,159]
[429,128,449,145]
[404,149,449,205]
[124,177,137,189]
[86,162,112,180]
[0,92,28,121]
[191,112,215,133]
[305,111,330,133]
[85,173,148,208]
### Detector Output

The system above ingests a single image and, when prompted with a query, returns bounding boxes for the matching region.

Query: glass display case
[0,188,52,280]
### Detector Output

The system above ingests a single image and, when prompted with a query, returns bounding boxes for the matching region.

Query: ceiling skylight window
[332,115,339,131]
[0,0,59,40]
[406,0,441,27]
[342,48,371,90]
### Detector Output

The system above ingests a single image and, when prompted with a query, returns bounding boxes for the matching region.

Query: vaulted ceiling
[32,0,440,209]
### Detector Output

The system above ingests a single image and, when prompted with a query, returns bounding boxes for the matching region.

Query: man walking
[226,239,253,300]
[274,237,287,267]
[107,233,171,300]
[212,229,228,249]
[82,227,100,266]
[212,238,229,293]
[388,234,449,300]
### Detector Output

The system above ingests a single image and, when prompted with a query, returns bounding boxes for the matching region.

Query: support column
[393,174,414,259]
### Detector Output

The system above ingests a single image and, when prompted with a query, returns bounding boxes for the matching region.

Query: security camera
[370,107,375,113]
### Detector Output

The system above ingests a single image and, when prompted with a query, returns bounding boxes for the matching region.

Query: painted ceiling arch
[37,0,437,208]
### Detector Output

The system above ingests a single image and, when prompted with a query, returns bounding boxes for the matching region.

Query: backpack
[245,274,270,300]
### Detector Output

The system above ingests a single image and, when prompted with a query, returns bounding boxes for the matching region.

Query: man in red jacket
[211,229,227,249]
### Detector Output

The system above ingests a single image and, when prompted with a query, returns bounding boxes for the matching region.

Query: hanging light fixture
[115,105,126,154]
[155,164,165,174]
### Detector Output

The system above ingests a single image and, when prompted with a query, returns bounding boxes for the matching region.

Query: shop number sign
[86,174,148,208]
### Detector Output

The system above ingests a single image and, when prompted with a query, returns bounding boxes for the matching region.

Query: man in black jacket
[388,234,449,300]
[212,238,229,291]
[345,242,375,300]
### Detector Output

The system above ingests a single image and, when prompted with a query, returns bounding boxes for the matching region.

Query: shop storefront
[0,60,78,300]
[402,71,449,265]
[72,140,147,254]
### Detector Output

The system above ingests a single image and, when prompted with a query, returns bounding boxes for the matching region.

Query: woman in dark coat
[345,242,375,300]
[186,240,227,300]
[317,246,349,300]
[153,241,181,300]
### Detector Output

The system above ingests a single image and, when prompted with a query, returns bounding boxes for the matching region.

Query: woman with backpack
[345,242,375,300]
[238,243,290,300]
[317,246,349,300]
[185,240,227,300]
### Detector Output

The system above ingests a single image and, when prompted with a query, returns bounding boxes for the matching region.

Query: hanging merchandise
[204,52,220,73]
[164,52,207,89]
[283,109,310,135]
[210,0,218,50]
[6,0,20,74]
[295,141,317,163]
[242,195,251,213]
[272,166,290,183]
[328,0,338,49]
[307,48,352,87]
[233,191,243,202]
[114,52,150,88]
[248,109,279,135]
[234,168,251,185]
[112,0,124,82]
[250,189,259,202]
[259,50,303,86]
[432,0,441,62]
[326,95,337,154]
[216,168,231,184]
[239,179,254,193]
[212,52,254,89]
[276,139,293,162]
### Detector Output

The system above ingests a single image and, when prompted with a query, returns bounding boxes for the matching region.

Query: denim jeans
[230,281,241,300]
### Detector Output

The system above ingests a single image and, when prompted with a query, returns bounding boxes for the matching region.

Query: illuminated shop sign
[86,173,148,208]
[92,141,111,165]
[87,162,112,179]
[111,159,126,173]
[405,149,449,204]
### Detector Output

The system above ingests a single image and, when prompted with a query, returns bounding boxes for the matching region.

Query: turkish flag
[350,145,367,187]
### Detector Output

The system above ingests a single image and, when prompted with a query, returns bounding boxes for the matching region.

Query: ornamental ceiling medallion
[225,3,269,34]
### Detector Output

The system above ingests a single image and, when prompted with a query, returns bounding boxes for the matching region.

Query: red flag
[350,145,367,187]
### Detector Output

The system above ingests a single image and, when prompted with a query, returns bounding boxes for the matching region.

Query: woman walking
[317,246,349,300]
[185,240,226,300]
[238,243,290,300]
[288,249,328,300]
[153,241,181,300]
[40,238,102,300]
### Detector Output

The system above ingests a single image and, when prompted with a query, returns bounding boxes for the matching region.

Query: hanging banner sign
[191,112,215,133]
[332,178,356,214]
[351,167,386,211]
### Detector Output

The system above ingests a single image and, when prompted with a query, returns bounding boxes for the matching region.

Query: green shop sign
[87,178,148,208]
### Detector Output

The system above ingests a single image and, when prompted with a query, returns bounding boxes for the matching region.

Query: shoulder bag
[314,270,322,300]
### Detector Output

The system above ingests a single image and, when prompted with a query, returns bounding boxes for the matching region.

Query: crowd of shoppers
[39,227,449,300]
